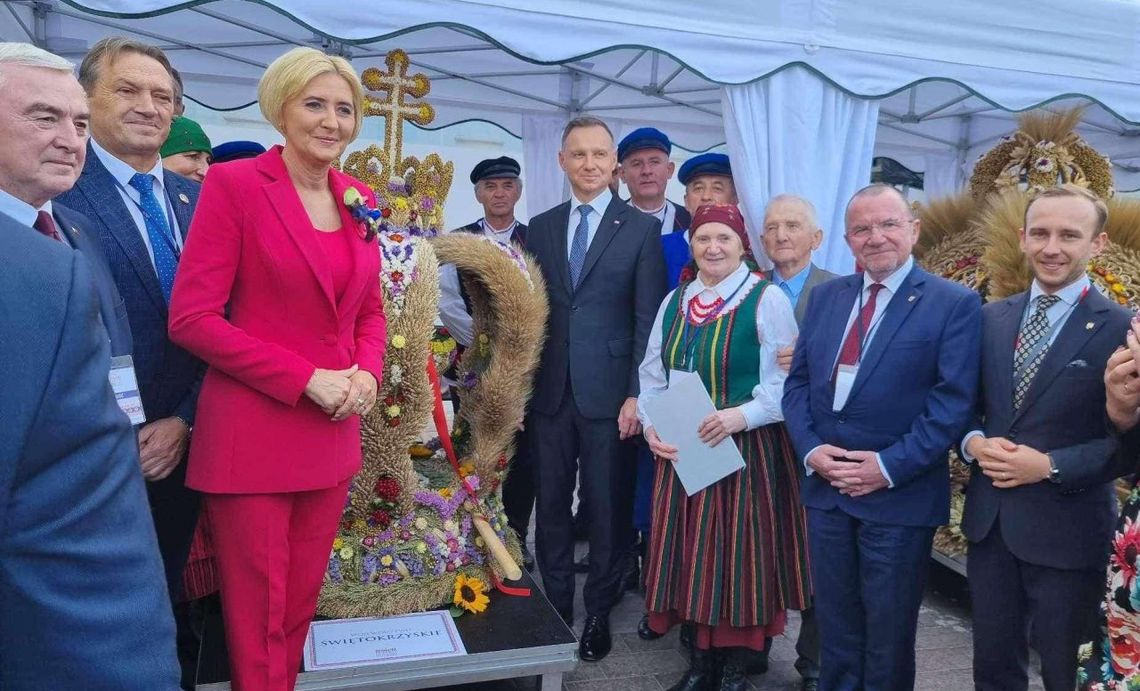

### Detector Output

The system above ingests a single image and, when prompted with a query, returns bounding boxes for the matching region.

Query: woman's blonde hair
[258,47,364,142]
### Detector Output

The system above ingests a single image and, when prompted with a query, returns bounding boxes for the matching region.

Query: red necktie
[836,283,884,368]
[34,210,62,243]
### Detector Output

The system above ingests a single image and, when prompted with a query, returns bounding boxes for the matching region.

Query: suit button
[1008,430,1017,440]
[571,305,579,312]
[838,415,846,424]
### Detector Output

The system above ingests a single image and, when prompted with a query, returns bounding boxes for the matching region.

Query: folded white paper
[642,370,747,496]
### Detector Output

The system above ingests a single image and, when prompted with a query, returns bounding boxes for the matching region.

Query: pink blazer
[169,146,386,493]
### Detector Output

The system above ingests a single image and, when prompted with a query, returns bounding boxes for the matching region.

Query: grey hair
[0,42,74,88]
[765,193,819,229]
[845,183,913,223]
[561,115,614,146]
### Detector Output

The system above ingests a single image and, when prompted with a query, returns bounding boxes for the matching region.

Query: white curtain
[522,113,569,221]
[922,152,964,201]
[722,66,879,275]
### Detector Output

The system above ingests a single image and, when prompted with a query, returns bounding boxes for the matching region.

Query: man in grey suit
[527,116,666,662]
[763,194,838,326]
[759,193,834,690]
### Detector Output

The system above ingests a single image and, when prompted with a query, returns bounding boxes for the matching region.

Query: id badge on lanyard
[109,355,147,425]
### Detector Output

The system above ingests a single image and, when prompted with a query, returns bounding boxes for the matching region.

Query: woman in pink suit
[168,47,386,690]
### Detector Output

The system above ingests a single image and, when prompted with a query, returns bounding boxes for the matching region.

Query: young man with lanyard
[961,184,1132,690]
[617,127,690,233]
[438,156,535,571]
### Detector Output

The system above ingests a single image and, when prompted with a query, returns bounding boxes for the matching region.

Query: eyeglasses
[847,218,912,240]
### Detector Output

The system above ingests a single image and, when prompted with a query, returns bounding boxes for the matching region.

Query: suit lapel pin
[178,193,190,204]
[1086,321,1095,330]
[907,294,916,302]
[70,227,79,235]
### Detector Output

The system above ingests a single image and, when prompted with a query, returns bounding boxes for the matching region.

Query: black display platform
[196,571,578,690]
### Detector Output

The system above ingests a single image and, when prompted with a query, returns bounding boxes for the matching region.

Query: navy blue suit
[53,202,134,358]
[56,144,203,597]
[783,263,982,690]
[963,287,1131,690]
[0,215,179,689]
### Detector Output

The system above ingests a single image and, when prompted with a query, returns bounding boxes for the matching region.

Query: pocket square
[1065,359,1089,368]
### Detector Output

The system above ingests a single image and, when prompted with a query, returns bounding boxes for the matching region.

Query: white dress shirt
[630,199,675,235]
[637,261,798,431]
[804,255,917,488]
[437,219,520,347]
[566,187,613,259]
[960,274,1092,460]
[91,138,184,265]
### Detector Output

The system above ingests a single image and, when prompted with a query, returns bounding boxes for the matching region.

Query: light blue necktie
[128,173,179,302]
[569,203,592,287]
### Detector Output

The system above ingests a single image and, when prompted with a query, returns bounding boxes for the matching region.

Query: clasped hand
[967,436,1050,489]
[807,444,888,497]
[305,365,378,421]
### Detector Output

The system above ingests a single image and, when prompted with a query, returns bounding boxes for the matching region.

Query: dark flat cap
[211,140,267,164]
[617,127,671,162]
[678,153,732,185]
[470,156,521,184]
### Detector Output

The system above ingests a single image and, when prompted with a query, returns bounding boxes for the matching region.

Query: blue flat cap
[678,153,732,185]
[617,127,671,162]
[211,140,267,164]
[470,156,521,184]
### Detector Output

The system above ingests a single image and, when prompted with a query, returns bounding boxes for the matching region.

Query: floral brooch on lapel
[344,187,387,242]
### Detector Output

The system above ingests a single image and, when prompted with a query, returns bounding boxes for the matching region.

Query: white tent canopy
[8,0,1140,268]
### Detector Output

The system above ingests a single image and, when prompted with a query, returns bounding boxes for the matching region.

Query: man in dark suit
[783,184,982,690]
[55,37,202,601]
[0,212,180,690]
[962,184,1131,690]
[759,192,836,691]
[439,156,536,570]
[0,43,132,360]
[617,127,690,233]
[528,116,666,662]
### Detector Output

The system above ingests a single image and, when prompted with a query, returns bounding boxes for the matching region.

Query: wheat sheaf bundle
[430,234,549,491]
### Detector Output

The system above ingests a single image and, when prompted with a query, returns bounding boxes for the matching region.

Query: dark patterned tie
[569,203,592,287]
[34,210,62,243]
[833,283,884,383]
[1013,294,1061,409]
[128,173,179,302]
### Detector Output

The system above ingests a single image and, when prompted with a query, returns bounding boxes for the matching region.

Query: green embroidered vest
[660,277,769,410]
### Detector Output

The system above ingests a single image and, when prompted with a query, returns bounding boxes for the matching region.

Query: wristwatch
[1047,454,1061,484]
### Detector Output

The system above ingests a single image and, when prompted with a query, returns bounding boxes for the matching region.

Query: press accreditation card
[109,355,146,425]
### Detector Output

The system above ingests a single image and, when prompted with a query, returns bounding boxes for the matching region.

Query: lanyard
[677,271,751,370]
[1012,287,1087,383]
[113,176,181,259]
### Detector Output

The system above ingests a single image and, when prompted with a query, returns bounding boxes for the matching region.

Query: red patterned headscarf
[680,204,755,283]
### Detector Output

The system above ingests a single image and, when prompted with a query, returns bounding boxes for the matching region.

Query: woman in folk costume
[638,204,810,691]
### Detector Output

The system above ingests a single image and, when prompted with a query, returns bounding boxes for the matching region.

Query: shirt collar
[1029,274,1091,307]
[773,263,812,295]
[630,199,667,216]
[0,187,50,228]
[863,255,914,294]
[571,187,612,216]
[91,137,167,192]
[694,261,750,299]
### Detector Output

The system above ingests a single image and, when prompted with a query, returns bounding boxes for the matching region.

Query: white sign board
[303,611,467,671]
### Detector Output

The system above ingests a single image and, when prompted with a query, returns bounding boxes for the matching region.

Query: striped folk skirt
[644,422,811,647]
